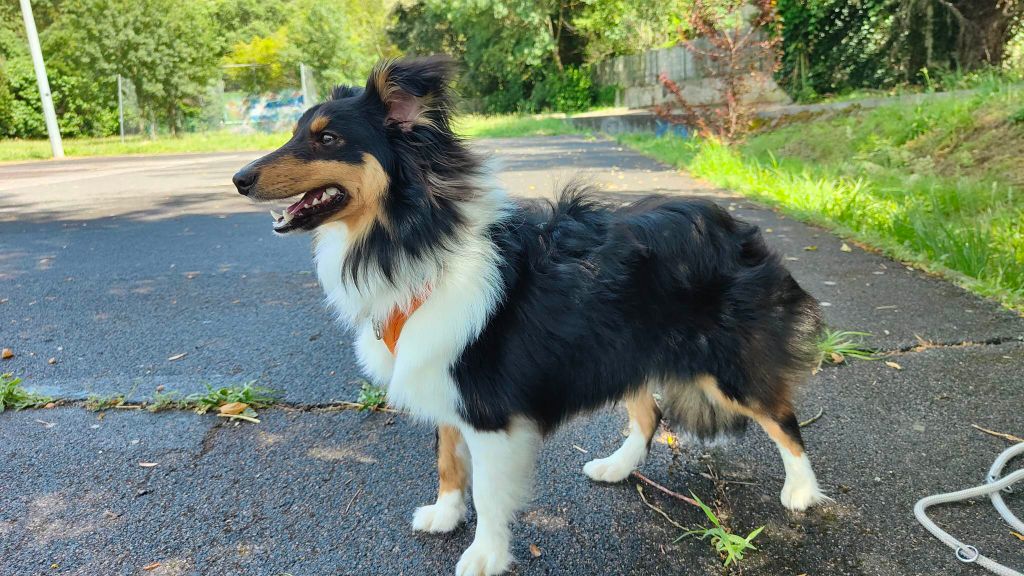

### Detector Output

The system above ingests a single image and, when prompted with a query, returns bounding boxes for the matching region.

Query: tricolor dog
[232,56,829,576]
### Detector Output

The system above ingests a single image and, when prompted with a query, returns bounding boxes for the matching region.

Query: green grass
[454,114,583,139]
[0,131,291,162]
[678,493,764,567]
[817,329,877,367]
[355,382,388,412]
[0,374,53,412]
[85,393,128,411]
[0,114,583,162]
[620,85,1024,311]
[185,381,280,415]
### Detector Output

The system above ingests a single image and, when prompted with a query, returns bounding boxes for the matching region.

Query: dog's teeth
[311,197,320,206]
[326,187,339,197]
[270,210,282,221]
[283,211,294,222]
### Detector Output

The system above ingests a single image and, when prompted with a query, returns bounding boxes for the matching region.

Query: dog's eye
[319,132,338,145]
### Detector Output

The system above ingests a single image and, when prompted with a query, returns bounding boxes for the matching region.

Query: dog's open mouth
[270,186,347,233]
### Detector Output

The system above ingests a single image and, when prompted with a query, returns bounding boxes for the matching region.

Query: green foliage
[777,0,1024,101]
[85,393,127,411]
[619,87,1024,310]
[677,492,764,567]
[573,0,691,62]
[1011,106,1024,125]
[224,30,292,94]
[531,66,595,113]
[0,374,53,413]
[356,382,387,412]
[185,381,280,414]
[817,330,876,366]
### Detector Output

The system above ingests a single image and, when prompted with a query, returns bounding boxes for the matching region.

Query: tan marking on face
[310,115,330,134]
[319,153,390,240]
[437,425,468,494]
[253,152,390,238]
[624,388,660,443]
[696,375,804,457]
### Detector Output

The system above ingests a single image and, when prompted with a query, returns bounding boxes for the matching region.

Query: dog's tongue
[287,189,320,215]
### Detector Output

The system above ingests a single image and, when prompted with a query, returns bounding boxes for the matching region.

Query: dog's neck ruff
[374,290,429,355]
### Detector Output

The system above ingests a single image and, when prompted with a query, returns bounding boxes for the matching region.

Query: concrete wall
[592,44,790,109]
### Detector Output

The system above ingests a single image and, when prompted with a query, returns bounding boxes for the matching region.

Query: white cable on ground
[914,442,1024,576]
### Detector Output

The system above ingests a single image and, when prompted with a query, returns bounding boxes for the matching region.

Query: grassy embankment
[621,83,1024,310]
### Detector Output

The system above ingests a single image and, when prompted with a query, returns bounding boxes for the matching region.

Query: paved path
[1,137,1022,576]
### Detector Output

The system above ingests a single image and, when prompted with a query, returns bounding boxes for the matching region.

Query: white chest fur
[313,211,506,425]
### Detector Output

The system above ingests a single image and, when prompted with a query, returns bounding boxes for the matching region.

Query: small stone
[1,348,13,360]
[47,357,57,365]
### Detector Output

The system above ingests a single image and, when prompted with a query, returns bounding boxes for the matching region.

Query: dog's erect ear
[330,85,364,100]
[366,56,456,131]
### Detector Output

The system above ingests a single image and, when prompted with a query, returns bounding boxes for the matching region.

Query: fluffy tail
[662,384,748,443]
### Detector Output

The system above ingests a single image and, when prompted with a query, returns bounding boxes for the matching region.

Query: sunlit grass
[454,114,584,138]
[0,114,583,162]
[0,131,291,162]
[619,91,1024,312]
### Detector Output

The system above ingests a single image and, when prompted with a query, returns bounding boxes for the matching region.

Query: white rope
[914,442,1024,576]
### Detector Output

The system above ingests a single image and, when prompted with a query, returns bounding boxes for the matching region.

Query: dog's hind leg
[412,425,470,533]
[751,409,831,511]
[583,386,662,483]
[696,377,830,511]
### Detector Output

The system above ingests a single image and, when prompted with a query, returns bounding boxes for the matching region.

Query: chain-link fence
[114,63,320,138]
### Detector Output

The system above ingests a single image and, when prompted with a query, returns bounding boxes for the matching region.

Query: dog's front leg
[455,418,541,576]
[412,425,470,532]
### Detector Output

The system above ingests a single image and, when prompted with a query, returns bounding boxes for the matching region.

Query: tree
[390,0,589,112]
[45,0,221,135]
[287,0,399,89]
[655,0,780,143]
[777,0,1024,99]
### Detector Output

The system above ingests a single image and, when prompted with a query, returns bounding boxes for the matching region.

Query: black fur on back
[453,184,823,434]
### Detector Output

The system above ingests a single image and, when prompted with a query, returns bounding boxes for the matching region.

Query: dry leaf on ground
[840,243,852,252]
[1,348,13,360]
[142,562,161,571]
[529,544,542,558]
[218,402,249,416]
[139,462,159,468]
[885,361,903,370]
[166,352,187,361]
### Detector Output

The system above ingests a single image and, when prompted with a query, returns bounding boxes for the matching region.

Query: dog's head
[232,56,461,237]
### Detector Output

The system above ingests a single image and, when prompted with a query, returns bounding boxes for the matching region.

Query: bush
[530,66,596,113]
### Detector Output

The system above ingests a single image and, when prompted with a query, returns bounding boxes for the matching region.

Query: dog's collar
[373,291,429,355]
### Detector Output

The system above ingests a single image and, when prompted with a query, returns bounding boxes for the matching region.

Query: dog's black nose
[232,168,257,196]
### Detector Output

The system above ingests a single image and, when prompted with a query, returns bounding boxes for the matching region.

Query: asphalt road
[1,136,1022,576]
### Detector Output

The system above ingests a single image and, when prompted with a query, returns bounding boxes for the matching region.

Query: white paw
[412,496,467,533]
[583,456,634,483]
[455,538,513,576]
[780,480,832,511]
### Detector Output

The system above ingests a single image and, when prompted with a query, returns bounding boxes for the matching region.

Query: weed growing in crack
[356,382,388,411]
[0,374,53,412]
[185,381,280,415]
[817,328,876,367]
[677,492,764,567]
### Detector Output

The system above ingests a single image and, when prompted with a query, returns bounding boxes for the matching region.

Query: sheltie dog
[233,56,829,576]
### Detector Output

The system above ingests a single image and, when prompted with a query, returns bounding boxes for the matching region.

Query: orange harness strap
[379,293,428,355]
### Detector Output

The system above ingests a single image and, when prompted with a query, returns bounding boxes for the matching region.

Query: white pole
[117,74,125,143]
[300,63,310,107]
[19,0,63,159]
